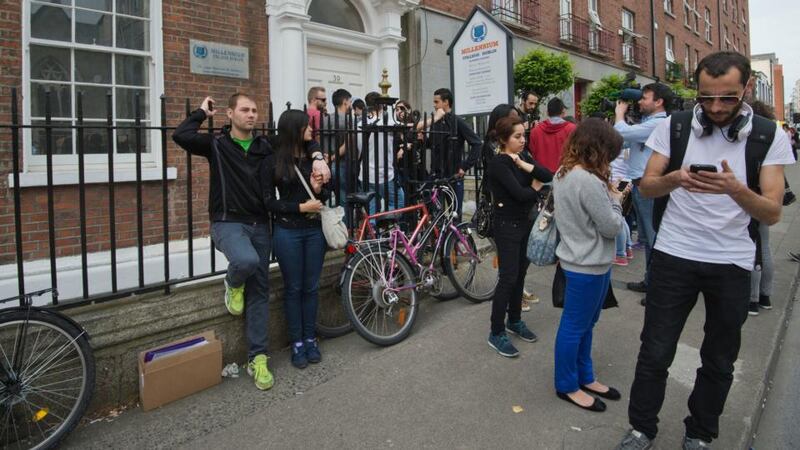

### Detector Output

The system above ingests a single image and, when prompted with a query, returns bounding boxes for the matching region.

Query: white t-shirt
[646,116,795,270]
[358,114,396,184]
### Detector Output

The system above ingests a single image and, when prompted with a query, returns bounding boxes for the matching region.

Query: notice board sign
[190,39,249,79]
[447,6,514,116]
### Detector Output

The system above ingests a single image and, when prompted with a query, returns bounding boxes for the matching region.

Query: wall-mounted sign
[447,6,514,116]
[189,39,249,79]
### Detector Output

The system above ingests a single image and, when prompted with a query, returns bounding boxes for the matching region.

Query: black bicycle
[0,288,95,449]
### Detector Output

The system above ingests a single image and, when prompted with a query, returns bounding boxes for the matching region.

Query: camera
[599,72,644,121]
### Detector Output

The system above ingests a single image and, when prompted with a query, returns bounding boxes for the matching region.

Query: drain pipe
[650,0,657,79]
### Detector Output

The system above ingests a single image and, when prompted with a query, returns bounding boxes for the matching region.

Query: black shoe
[783,191,796,206]
[748,302,759,316]
[556,391,606,412]
[759,295,772,310]
[640,297,647,306]
[581,385,622,400]
[627,281,647,293]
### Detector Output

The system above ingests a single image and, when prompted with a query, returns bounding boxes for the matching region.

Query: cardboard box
[138,330,222,411]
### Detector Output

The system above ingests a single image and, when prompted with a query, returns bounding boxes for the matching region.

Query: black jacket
[173,109,272,224]
[172,110,323,224]
[487,154,553,221]
[428,113,482,176]
[262,155,332,229]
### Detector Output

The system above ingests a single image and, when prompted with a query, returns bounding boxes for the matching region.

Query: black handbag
[551,263,619,309]
[474,178,494,238]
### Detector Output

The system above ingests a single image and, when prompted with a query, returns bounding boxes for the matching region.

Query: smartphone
[617,180,629,191]
[690,164,717,173]
[207,100,214,112]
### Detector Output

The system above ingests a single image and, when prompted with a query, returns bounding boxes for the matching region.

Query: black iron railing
[3,88,485,309]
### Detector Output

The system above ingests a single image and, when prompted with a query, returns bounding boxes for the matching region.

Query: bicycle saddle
[346,192,376,205]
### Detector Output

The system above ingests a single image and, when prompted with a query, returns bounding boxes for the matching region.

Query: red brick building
[0,0,751,301]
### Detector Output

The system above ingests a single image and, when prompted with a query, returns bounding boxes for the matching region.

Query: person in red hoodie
[528,98,577,173]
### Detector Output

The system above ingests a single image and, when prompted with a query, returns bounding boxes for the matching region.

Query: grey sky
[749,0,800,104]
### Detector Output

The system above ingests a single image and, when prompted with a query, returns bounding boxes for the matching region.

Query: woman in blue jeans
[263,109,330,369]
[552,119,625,412]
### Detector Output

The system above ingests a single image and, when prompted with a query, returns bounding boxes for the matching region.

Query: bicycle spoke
[20,398,47,445]
[21,334,83,387]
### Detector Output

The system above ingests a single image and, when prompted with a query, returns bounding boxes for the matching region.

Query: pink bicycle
[339,178,498,346]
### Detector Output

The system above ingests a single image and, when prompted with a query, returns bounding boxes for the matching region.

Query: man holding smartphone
[614,83,673,305]
[616,52,794,450]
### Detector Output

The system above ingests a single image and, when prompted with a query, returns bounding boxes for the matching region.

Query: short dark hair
[228,92,254,110]
[642,83,674,109]
[694,51,751,87]
[547,98,566,116]
[364,91,381,108]
[434,88,454,107]
[521,90,538,102]
[332,89,352,108]
[352,98,365,110]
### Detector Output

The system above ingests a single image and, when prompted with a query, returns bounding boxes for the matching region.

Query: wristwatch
[312,153,325,161]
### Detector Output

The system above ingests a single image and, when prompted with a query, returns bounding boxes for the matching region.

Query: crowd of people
[172,50,797,449]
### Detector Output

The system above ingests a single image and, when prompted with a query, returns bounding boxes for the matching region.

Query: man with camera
[616,51,794,450]
[613,83,673,305]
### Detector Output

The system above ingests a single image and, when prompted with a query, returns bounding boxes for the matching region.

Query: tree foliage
[579,74,627,119]
[513,49,574,100]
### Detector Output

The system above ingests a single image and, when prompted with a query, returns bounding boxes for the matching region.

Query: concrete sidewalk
[64,165,800,450]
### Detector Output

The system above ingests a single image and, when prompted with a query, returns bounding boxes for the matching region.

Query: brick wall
[0,0,270,264]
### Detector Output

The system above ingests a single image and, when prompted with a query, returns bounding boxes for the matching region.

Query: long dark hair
[557,118,623,186]
[485,104,518,140]
[274,109,309,183]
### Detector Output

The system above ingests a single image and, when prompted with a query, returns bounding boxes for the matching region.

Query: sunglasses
[695,94,743,106]
[316,97,327,102]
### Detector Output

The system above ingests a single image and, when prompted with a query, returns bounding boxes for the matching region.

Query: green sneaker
[247,354,274,390]
[224,280,245,316]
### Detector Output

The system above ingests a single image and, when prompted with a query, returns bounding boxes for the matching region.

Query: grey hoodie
[553,168,623,275]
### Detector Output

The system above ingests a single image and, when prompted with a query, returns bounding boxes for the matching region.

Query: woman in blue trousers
[263,109,330,369]
[552,118,625,412]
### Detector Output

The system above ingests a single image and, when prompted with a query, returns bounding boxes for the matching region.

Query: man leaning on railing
[171,93,329,392]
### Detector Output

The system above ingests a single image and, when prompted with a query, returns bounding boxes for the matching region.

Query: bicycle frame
[349,184,482,295]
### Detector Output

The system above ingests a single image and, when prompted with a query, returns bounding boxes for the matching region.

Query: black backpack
[652,110,777,265]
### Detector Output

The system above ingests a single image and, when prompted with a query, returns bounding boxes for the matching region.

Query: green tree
[579,74,627,119]
[513,49,574,101]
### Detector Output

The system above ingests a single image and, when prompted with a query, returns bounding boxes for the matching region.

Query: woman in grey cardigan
[552,118,625,412]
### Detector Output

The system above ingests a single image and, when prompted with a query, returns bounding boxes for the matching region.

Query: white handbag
[294,165,348,249]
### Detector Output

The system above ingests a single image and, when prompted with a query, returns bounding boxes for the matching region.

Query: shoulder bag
[294,165,348,249]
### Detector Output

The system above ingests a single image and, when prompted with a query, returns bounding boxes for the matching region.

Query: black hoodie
[172,109,320,224]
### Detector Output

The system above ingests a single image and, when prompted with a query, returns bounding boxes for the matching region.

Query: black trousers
[490,217,533,335]
[628,250,751,442]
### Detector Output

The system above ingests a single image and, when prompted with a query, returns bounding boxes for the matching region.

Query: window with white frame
[704,7,712,42]
[665,33,675,62]
[722,0,728,13]
[492,0,523,24]
[664,0,673,15]
[588,0,600,23]
[684,44,690,75]
[694,49,700,71]
[25,0,161,169]
[692,1,699,33]
[683,0,690,27]
[742,11,747,33]
[621,9,635,63]
[732,0,737,22]
[724,25,730,49]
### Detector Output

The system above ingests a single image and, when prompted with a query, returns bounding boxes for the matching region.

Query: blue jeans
[210,222,271,359]
[368,179,405,215]
[554,269,610,393]
[616,220,633,257]
[454,179,465,222]
[272,225,327,342]
[632,185,655,283]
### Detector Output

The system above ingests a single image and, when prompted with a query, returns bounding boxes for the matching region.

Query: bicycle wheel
[0,309,95,450]
[341,246,419,346]
[443,222,499,303]
[316,266,353,338]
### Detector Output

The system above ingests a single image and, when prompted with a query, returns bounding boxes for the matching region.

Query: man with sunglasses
[614,83,673,306]
[307,86,328,141]
[617,52,795,450]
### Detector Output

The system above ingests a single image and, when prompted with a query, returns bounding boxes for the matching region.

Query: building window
[683,0,690,27]
[724,25,730,50]
[26,0,161,167]
[722,0,728,13]
[665,33,675,62]
[742,12,747,33]
[692,1,699,33]
[694,49,700,71]
[664,0,674,15]
[732,0,738,22]
[704,7,712,42]
[621,8,634,32]
[684,44,690,76]
[559,0,573,41]
[588,0,600,23]
[308,0,365,33]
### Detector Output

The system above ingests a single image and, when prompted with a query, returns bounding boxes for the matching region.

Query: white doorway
[307,45,368,111]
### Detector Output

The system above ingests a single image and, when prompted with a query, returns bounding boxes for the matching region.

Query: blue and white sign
[189,39,249,80]
[448,7,514,116]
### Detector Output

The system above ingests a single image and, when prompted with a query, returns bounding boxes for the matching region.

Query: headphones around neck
[695,107,749,142]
